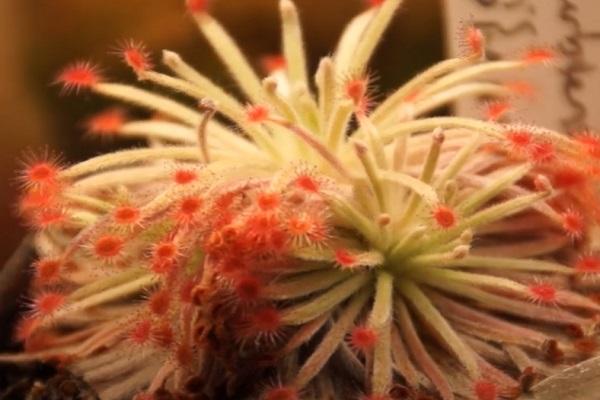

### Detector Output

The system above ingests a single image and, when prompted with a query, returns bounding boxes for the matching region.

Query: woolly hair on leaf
[2,1,600,400]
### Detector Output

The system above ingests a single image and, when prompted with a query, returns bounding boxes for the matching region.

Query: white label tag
[444,0,600,132]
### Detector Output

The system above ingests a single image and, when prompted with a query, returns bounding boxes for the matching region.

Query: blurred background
[0,0,442,265]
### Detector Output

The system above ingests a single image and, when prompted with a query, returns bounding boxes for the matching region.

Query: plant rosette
[3,1,600,400]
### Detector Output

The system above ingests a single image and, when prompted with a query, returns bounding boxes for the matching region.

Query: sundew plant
[5,0,600,399]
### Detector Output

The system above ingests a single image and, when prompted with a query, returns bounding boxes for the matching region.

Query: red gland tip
[148,289,171,315]
[344,77,369,111]
[465,26,484,56]
[561,209,584,239]
[113,205,141,226]
[246,104,270,123]
[250,306,282,335]
[244,212,280,238]
[335,248,357,268]
[257,191,280,211]
[403,89,421,103]
[473,379,498,400]
[528,282,557,304]
[176,196,203,224]
[260,54,287,74]
[484,101,511,122]
[23,162,59,186]
[93,235,125,260]
[574,131,600,159]
[118,39,153,72]
[33,258,62,283]
[505,129,533,152]
[295,174,319,193]
[234,274,263,301]
[504,80,536,98]
[432,204,457,229]
[287,215,311,235]
[527,141,555,164]
[576,255,600,273]
[522,47,555,64]
[551,166,585,189]
[129,319,153,345]
[153,240,178,260]
[85,108,126,136]
[32,292,65,317]
[151,241,178,275]
[19,151,64,189]
[19,186,58,213]
[287,213,328,246]
[349,326,378,352]
[56,61,102,93]
[186,0,209,13]
[263,386,299,400]
[366,0,385,8]
[32,207,67,230]
[173,168,198,185]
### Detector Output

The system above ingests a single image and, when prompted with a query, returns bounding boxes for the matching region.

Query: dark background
[0,0,442,266]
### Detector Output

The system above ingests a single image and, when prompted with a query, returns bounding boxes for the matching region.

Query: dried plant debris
[0,361,98,400]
